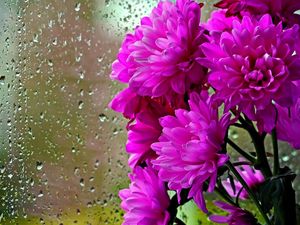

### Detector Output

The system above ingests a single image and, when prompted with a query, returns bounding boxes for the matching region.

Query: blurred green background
[0,0,299,224]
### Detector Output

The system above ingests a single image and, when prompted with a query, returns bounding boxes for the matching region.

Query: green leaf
[257,167,297,225]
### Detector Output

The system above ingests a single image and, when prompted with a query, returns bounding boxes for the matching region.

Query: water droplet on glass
[94,159,100,169]
[74,167,80,176]
[79,71,84,79]
[98,113,108,122]
[78,101,84,109]
[0,75,5,85]
[79,178,85,187]
[38,190,44,197]
[0,166,5,174]
[97,57,103,63]
[40,112,44,119]
[36,161,43,171]
[52,37,58,45]
[33,33,39,43]
[47,59,53,67]
[75,3,81,11]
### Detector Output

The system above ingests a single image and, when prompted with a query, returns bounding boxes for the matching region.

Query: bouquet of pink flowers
[109,0,300,224]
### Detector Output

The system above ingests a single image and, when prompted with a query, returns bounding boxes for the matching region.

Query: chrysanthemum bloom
[204,9,238,42]
[151,92,230,212]
[109,88,147,120]
[109,87,186,120]
[119,166,170,225]
[126,104,170,168]
[126,111,162,168]
[110,0,207,98]
[110,87,187,168]
[215,0,300,27]
[222,163,264,199]
[210,201,258,225]
[275,98,300,150]
[200,14,300,131]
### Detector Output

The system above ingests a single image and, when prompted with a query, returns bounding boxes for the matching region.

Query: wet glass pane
[0,0,149,223]
[1,0,299,225]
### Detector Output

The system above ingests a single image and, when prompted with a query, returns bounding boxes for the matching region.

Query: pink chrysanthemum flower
[200,14,300,131]
[204,9,238,42]
[222,163,264,200]
[215,0,300,27]
[210,201,258,225]
[151,92,230,212]
[126,100,174,168]
[109,88,147,120]
[126,111,162,168]
[276,98,300,150]
[109,87,186,120]
[110,87,186,168]
[111,0,207,98]
[119,166,170,225]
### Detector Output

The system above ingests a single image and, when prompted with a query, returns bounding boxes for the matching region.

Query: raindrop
[94,159,100,169]
[98,113,108,122]
[79,178,85,187]
[78,101,84,109]
[47,59,53,67]
[33,33,39,43]
[75,3,81,11]
[38,191,44,198]
[0,166,5,174]
[74,167,80,176]
[40,112,44,119]
[71,147,77,153]
[0,75,5,85]
[97,57,103,63]
[36,161,43,171]
[79,71,84,79]
[52,37,58,45]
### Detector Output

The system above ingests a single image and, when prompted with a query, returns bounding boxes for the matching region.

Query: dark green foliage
[257,167,297,225]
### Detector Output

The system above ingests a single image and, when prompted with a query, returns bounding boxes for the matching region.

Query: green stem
[271,128,279,175]
[238,116,272,178]
[232,161,252,167]
[215,182,238,207]
[226,161,273,225]
[227,138,256,163]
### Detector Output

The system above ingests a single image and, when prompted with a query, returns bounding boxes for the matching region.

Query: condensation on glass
[0,0,299,225]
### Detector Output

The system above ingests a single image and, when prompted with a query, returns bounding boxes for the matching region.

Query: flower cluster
[110,0,300,224]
